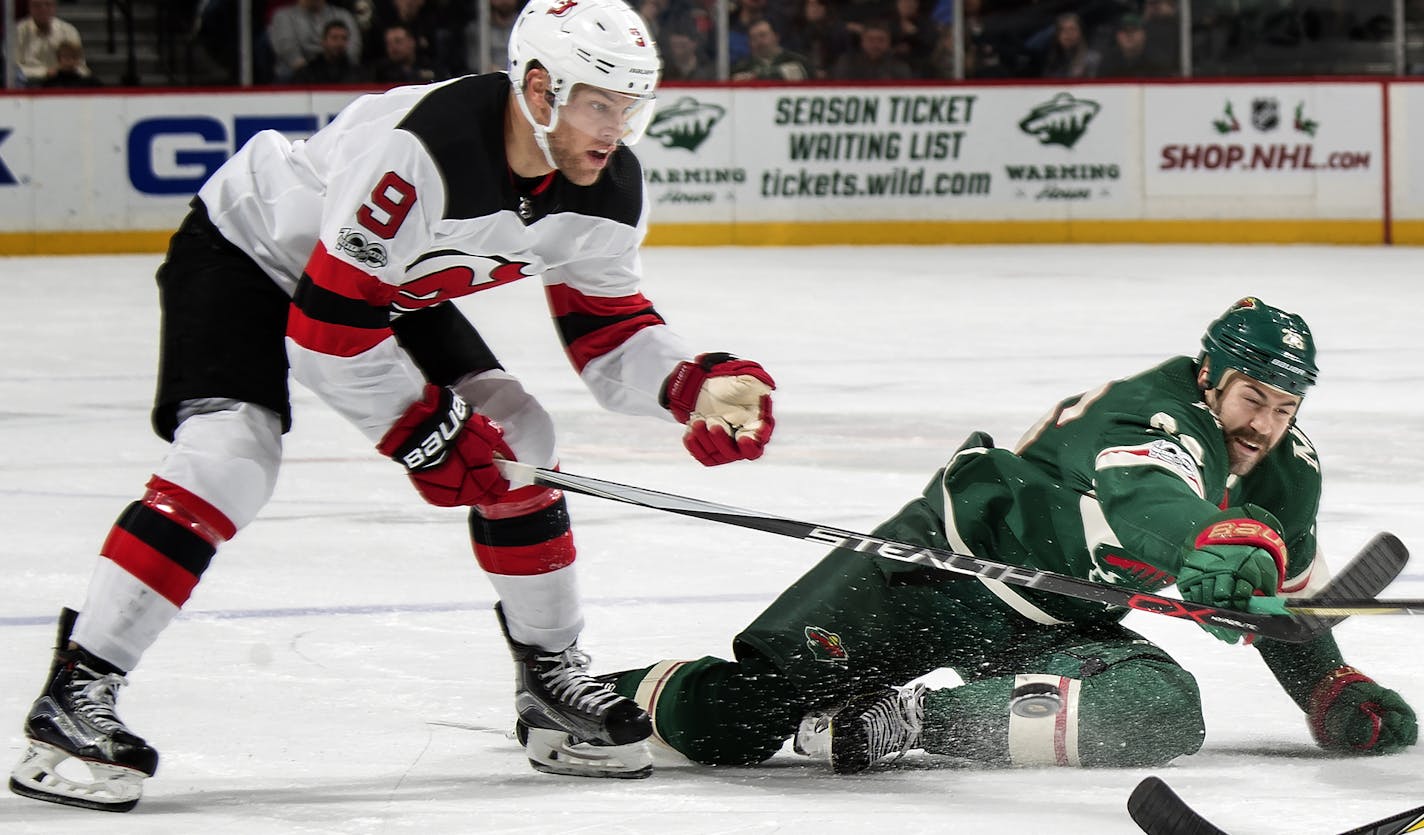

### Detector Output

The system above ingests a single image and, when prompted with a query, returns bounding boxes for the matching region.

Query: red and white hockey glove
[1176,506,1288,644]
[377,384,511,507]
[661,352,776,466]
[1308,666,1417,754]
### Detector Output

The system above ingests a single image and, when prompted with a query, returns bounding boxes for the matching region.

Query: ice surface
[2,245,1421,834]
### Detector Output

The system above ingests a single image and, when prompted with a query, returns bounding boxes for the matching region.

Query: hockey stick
[1256,599,1424,617]
[1250,538,1412,633]
[493,460,1385,644]
[1127,775,1424,835]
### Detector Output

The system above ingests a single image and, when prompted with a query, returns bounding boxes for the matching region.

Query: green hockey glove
[1308,666,1418,754]
[1176,506,1288,644]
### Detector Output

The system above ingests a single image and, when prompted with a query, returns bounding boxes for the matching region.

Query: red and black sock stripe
[469,496,575,575]
[99,476,235,607]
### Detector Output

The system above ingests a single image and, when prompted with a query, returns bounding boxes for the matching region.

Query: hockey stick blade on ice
[1127,777,1226,835]
[494,461,1396,644]
[1128,776,1424,835]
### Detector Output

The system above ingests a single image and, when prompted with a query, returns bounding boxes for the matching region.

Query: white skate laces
[66,665,130,734]
[534,647,624,717]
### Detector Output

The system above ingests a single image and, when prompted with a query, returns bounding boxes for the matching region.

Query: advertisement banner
[1390,81,1424,223]
[1143,83,1381,216]
[0,80,1409,250]
[633,85,1140,223]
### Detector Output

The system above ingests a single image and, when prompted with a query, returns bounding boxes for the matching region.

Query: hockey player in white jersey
[10,0,776,812]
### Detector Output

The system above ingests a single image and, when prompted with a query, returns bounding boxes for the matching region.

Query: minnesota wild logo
[1018,92,1100,149]
[804,625,849,663]
[645,96,725,152]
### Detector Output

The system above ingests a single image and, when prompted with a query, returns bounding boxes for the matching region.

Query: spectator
[1143,0,1181,75]
[15,0,88,86]
[462,0,521,74]
[367,0,456,75]
[925,21,959,78]
[728,0,781,67]
[830,21,914,80]
[293,20,365,83]
[731,19,811,81]
[1099,12,1172,77]
[888,0,937,76]
[38,40,101,87]
[838,0,886,37]
[268,0,362,83]
[781,0,851,79]
[661,27,716,81]
[369,22,438,83]
[960,0,1014,78]
[637,0,670,39]
[1040,12,1099,78]
[659,0,715,51]
[196,0,270,84]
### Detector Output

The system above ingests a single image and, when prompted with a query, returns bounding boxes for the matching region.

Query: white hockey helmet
[508,0,661,160]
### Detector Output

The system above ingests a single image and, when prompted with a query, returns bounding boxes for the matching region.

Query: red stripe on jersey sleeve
[287,303,392,357]
[545,283,655,317]
[563,313,667,372]
[305,242,398,306]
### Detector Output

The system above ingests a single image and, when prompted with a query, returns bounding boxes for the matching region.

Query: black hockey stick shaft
[494,461,1320,643]
[1279,599,1424,616]
[1128,776,1424,835]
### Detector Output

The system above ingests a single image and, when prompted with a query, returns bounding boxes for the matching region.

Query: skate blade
[9,741,145,812]
[522,727,653,779]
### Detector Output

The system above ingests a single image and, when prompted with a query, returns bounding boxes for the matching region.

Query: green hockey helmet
[1199,297,1318,396]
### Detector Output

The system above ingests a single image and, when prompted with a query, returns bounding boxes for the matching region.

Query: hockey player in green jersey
[610,297,1417,772]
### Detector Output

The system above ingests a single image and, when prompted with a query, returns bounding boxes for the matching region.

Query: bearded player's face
[1211,373,1301,476]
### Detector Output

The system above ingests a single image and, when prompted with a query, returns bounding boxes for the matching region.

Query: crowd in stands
[4,0,1419,87]
[9,0,101,86]
[181,0,1192,84]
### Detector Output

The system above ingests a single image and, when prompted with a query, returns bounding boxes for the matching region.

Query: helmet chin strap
[515,88,560,171]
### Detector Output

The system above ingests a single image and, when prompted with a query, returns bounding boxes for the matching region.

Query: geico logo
[0,127,17,186]
[126,114,330,195]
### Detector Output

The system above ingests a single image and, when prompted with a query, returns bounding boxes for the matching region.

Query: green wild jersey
[933,355,1322,623]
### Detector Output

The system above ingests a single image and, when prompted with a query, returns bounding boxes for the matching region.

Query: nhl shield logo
[1252,98,1280,132]
[805,625,849,663]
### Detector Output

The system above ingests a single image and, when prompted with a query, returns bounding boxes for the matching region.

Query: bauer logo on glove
[377,384,511,507]
[662,352,776,467]
[400,391,471,470]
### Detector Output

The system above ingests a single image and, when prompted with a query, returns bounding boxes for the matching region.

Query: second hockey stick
[1127,775,1424,835]
[494,461,1397,644]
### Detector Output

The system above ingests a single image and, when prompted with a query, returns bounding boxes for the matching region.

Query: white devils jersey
[196,73,690,442]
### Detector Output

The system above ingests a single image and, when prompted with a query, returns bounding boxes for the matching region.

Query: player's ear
[523,67,553,120]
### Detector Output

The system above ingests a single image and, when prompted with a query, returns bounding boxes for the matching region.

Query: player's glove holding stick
[662,352,776,466]
[1176,505,1288,644]
[378,384,511,506]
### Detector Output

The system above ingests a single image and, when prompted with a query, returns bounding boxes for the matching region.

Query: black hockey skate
[496,603,652,778]
[9,608,158,812]
[829,683,926,774]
